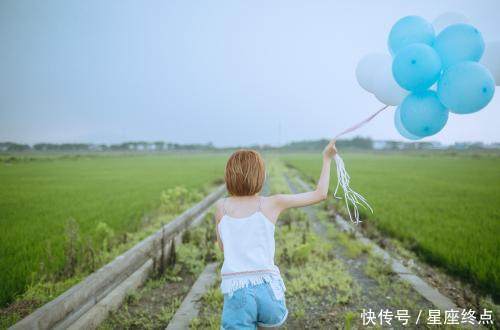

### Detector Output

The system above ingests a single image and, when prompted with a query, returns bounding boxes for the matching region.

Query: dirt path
[101,160,486,329]
[283,172,438,328]
[190,161,452,328]
[285,173,397,310]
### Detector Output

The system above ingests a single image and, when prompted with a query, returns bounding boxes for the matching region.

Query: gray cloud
[0,0,498,146]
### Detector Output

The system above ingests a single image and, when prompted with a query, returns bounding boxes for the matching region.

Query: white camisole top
[217,197,285,297]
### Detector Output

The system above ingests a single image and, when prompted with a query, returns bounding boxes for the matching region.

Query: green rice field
[282,152,500,299]
[2,151,499,316]
[0,154,227,307]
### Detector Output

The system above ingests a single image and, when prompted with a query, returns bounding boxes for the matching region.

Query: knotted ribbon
[332,105,389,224]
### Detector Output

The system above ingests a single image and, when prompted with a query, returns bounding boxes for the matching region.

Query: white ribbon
[333,154,373,224]
[331,105,389,224]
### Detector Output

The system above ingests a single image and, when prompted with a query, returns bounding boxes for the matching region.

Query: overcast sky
[0,0,498,146]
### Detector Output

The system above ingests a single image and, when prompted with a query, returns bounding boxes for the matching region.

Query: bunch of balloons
[356,12,499,140]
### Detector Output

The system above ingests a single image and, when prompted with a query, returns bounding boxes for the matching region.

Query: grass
[4,152,499,328]
[192,160,359,329]
[282,152,500,300]
[189,158,452,328]
[100,211,220,329]
[0,153,226,308]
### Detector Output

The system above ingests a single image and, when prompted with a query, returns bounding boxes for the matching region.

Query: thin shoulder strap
[258,196,263,211]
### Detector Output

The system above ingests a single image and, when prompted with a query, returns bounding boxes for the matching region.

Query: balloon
[437,61,495,114]
[371,56,409,105]
[388,16,435,55]
[434,23,484,69]
[355,53,388,93]
[481,40,500,86]
[432,12,469,34]
[394,106,422,140]
[400,90,449,137]
[392,43,442,91]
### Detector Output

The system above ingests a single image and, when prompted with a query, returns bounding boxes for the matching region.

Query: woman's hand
[322,140,337,160]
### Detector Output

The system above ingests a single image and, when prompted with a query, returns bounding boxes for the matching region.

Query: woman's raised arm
[271,140,337,212]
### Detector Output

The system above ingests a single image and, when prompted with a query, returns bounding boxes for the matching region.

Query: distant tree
[337,137,373,149]
[469,142,485,150]
[154,141,165,151]
[59,143,90,151]
[384,141,400,150]
[34,143,50,151]
[414,142,434,150]
[283,137,373,151]
[1,142,31,151]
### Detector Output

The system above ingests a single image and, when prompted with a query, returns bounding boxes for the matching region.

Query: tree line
[0,138,498,153]
[0,141,216,152]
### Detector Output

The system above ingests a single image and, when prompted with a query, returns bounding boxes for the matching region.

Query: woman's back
[215,145,336,328]
[218,197,279,275]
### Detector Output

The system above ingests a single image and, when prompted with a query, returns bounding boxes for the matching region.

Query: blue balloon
[438,61,495,114]
[394,106,422,140]
[400,90,449,137]
[434,23,484,69]
[388,16,435,55]
[392,43,442,91]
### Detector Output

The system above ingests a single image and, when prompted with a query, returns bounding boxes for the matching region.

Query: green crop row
[282,152,500,301]
[0,153,227,311]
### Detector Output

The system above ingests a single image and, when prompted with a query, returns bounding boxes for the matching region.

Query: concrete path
[166,263,218,330]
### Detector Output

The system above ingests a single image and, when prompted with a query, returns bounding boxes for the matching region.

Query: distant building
[488,143,500,149]
[373,140,388,150]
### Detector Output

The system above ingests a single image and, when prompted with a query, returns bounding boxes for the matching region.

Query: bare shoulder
[214,198,225,223]
[215,198,225,209]
[262,194,281,203]
[260,195,284,223]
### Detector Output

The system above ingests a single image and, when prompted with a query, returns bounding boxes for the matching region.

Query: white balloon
[432,12,469,34]
[371,55,409,106]
[356,53,388,93]
[481,40,500,86]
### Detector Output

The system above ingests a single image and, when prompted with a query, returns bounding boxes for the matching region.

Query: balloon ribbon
[332,104,389,224]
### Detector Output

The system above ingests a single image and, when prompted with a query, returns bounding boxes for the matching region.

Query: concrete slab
[166,262,219,330]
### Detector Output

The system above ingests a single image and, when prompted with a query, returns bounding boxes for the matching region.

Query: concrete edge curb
[166,262,219,329]
[11,185,225,330]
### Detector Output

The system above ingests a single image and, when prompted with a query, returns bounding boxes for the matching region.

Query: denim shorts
[221,278,288,329]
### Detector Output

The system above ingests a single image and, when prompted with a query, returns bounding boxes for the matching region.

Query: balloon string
[333,105,389,140]
[331,104,390,224]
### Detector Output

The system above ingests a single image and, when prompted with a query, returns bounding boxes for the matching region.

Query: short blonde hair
[225,149,265,196]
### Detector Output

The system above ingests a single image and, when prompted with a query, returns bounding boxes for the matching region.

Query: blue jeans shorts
[221,278,288,329]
